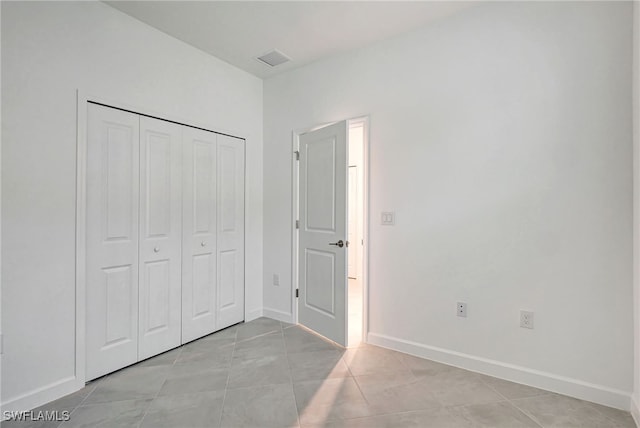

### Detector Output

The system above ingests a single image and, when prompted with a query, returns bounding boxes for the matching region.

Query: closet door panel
[139,116,183,359]
[182,127,217,343]
[86,104,140,380]
[216,135,245,330]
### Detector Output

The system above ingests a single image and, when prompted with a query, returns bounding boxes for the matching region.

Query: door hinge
[296,289,299,298]
[295,220,299,229]
[294,151,300,161]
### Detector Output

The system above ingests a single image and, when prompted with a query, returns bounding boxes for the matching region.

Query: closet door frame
[75,91,246,387]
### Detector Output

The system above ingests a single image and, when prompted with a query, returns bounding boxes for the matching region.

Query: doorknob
[329,240,345,248]
[153,247,160,253]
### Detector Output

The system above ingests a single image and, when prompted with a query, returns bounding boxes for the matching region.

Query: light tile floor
[4,317,636,428]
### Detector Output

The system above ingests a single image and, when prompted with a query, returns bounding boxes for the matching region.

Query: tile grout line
[349,351,537,426]
[463,375,544,428]
[60,381,100,426]
[500,393,546,428]
[387,349,547,427]
[136,344,184,428]
[62,359,174,427]
[348,345,421,405]
[280,321,302,428]
[217,324,239,428]
[583,399,636,427]
[342,348,373,413]
[234,328,281,345]
[507,391,634,428]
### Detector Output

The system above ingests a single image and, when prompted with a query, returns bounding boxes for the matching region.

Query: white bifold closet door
[86,106,183,377]
[215,135,245,330]
[182,127,218,343]
[86,105,140,380]
[138,116,183,360]
[86,103,245,380]
[182,130,245,341]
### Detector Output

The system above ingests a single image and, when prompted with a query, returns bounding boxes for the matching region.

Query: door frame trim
[75,90,247,387]
[290,116,370,344]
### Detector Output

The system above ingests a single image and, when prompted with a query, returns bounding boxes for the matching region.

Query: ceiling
[105,1,475,79]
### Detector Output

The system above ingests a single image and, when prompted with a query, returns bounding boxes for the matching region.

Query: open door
[298,121,348,346]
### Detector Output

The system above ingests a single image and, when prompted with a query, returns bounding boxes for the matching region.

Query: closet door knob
[154,247,160,253]
[201,241,207,247]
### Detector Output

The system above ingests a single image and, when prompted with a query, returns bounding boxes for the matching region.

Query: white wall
[264,1,633,408]
[633,0,640,422]
[0,0,3,413]
[1,1,263,410]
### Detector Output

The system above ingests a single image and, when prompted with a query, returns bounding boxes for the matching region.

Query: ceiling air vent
[256,49,291,67]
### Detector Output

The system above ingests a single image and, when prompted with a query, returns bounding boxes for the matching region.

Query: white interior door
[138,116,183,359]
[216,135,245,330]
[298,121,348,346]
[182,127,218,343]
[86,104,140,380]
[348,166,358,279]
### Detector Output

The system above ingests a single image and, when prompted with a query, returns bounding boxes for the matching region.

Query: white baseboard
[262,307,294,324]
[1,376,82,416]
[245,308,263,322]
[368,332,632,411]
[631,394,640,427]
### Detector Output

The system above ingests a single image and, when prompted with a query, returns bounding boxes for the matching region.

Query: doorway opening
[292,116,369,348]
[347,120,365,347]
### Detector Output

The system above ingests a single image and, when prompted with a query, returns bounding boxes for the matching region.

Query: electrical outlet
[273,274,280,286]
[520,311,534,329]
[381,212,395,225]
[457,302,467,318]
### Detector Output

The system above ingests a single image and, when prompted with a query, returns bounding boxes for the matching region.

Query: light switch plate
[381,212,395,225]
